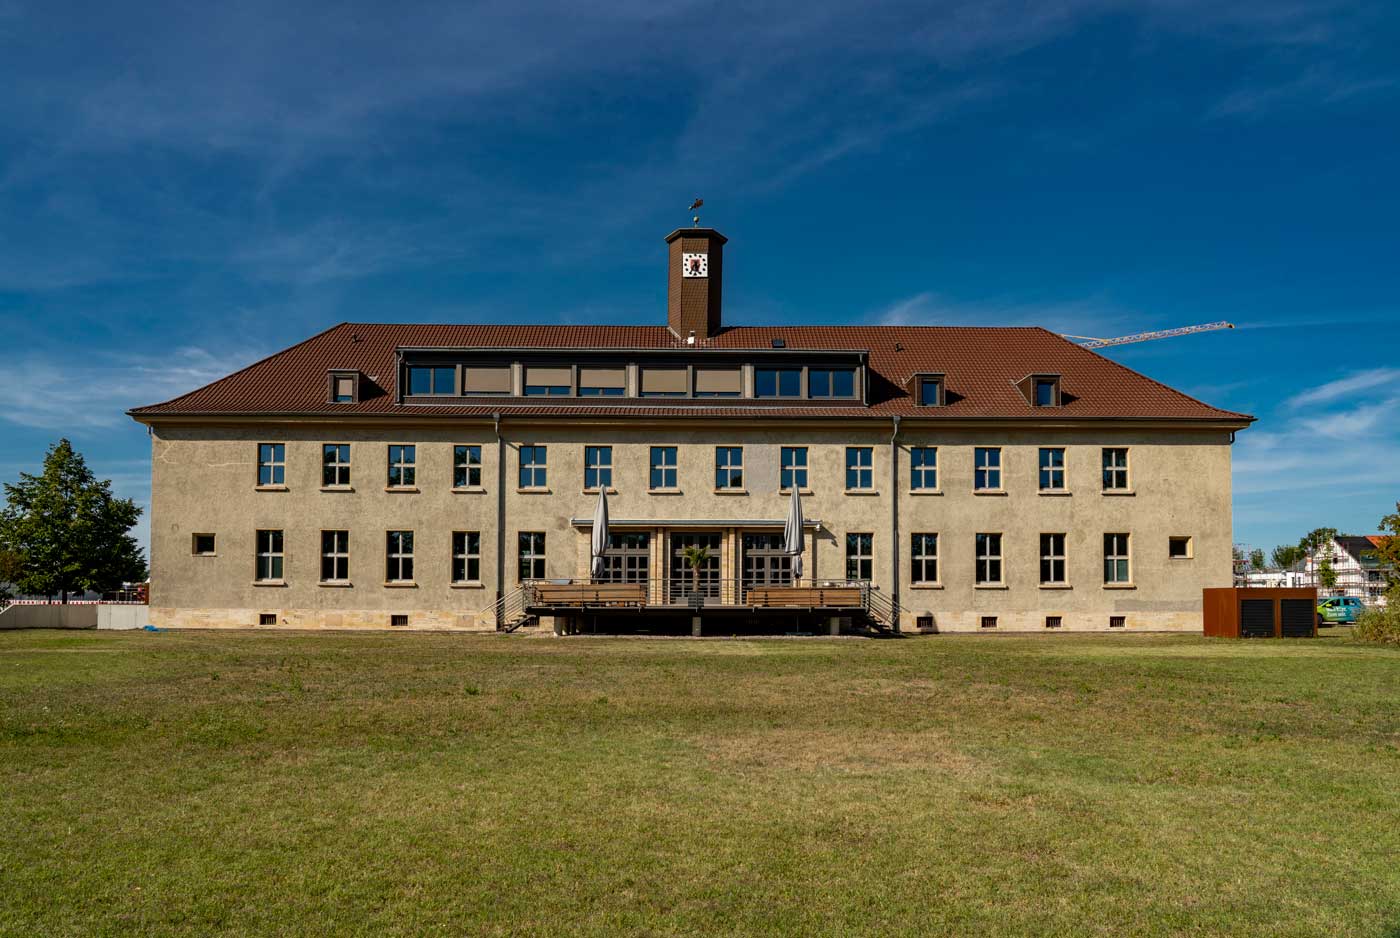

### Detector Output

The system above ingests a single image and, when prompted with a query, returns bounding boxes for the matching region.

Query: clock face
[682,252,709,278]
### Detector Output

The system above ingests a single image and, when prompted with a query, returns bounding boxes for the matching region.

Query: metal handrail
[519,576,877,610]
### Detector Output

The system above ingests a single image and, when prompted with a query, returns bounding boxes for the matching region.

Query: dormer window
[328,371,359,404]
[407,365,456,396]
[915,374,945,407]
[1018,373,1062,407]
[755,367,801,398]
[809,367,856,399]
[523,366,573,397]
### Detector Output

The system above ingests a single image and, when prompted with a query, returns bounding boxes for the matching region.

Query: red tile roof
[128,322,1252,423]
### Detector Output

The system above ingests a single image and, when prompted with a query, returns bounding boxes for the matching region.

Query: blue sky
[1,0,1397,558]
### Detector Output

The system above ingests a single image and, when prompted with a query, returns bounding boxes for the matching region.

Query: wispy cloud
[1212,65,1398,118]
[866,290,1139,338]
[1285,367,1400,408]
[0,346,265,430]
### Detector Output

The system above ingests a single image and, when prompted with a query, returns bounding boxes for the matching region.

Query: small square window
[1109,615,1126,629]
[259,613,277,626]
[980,616,998,629]
[917,376,944,406]
[1045,615,1062,629]
[390,614,409,628]
[192,533,216,555]
[1169,536,1192,559]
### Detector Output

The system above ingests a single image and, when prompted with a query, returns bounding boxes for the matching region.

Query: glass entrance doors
[742,533,794,599]
[669,532,721,603]
[600,532,650,588]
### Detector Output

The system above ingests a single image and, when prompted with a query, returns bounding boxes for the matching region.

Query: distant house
[1307,536,1392,607]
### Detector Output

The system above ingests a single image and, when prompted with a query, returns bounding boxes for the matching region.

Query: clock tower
[665,226,726,342]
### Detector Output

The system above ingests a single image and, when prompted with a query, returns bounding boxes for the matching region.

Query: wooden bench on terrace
[530,582,649,607]
[745,586,865,608]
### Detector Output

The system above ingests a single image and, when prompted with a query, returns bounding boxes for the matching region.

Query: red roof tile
[128,322,1252,423]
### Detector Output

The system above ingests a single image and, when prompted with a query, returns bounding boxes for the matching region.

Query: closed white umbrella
[590,487,609,580]
[783,484,804,581]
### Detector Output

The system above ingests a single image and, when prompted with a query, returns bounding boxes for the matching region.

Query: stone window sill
[1102,489,1136,496]
[844,489,880,496]
[452,486,487,494]
[255,484,288,493]
[974,583,1008,590]
[1103,583,1137,590]
[451,581,485,590]
[384,581,418,588]
[252,580,287,587]
[910,489,942,496]
[320,485,354,493]
[517,487,552,495]
[1039,490,1072,497]
[649,488,683,495]
[319,580,353,588]
[714,489,749,496]
[582,487,618,496]
[974,490,1008,496]
[779,489,814,496]
[193,553,217,558]
[910,582,944,590]
[1039,583,1073,590]
[385,486,420,494]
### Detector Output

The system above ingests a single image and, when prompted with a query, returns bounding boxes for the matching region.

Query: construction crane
[1063,321,1234,350]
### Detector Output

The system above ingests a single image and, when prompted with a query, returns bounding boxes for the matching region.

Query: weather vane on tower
[689,197,703,227]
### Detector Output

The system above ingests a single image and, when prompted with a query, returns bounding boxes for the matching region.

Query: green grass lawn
[2,629,1398,937]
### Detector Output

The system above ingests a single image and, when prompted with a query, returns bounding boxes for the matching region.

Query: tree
[1249,548,1265,572]
[1298,527,1339,588]
[0,439,146,602]
[0,547,24,606]
[1317,555,1338,591]
[680,544,712,600]
[1271,544,1302,572]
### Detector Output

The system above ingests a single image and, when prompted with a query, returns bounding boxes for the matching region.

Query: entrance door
[670,532,721,604]
[742,532,793,600]
[601,533,651,598]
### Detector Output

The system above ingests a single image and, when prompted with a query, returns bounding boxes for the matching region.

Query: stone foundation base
[901,609,1202,633]
[150,607,499,632]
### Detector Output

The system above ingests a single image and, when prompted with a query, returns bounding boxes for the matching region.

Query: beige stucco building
[130,227,1252,634]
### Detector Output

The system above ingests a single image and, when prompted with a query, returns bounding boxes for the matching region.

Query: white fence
[0,603,149,630]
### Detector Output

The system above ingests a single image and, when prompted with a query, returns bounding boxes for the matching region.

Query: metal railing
[477,586,534,632]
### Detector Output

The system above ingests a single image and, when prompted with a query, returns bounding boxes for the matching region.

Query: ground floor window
[518,531,546,581]
[386,530,414,582]
[255,529,284,581]
[321,530,348,581]
[846,533,873,581]
[911,533,938,584]
[452,531,480,583]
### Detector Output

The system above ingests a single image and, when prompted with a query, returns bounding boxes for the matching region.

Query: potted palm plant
[680,544,711,606]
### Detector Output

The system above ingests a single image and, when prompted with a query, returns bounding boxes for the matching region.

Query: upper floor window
[694,367,742,398]
[407,365,455,396]
[845,447,873,490]
[974,447,1002,491]
[524,366,572,397]
[452,531,481,583]
[1104,533,1131,584]
[911,533,938,584]
[518,531,546,581]
[780,446,808,491]
[715,447,743,490]
[519,445,547,488]
[910,446,937,491]
[585,446,613,490]
[454,445,482,488]
[975,533,1003,585]
[845,533,873,581]
[321,530,349,582]
[640,367,687,398]
[755,367,801,398]
[1040,533,1066,584]
[257,444,285,487]
[578,367,625,397]
[387,445,416,488]
[916,375,944,407]
[386,530,415,583]
[322,444,350,487]
[650,446,678,490]
[809,367,856,398]
[1038,447,1065,491]
[255,529,284,582]
[1102,448,1130,491]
